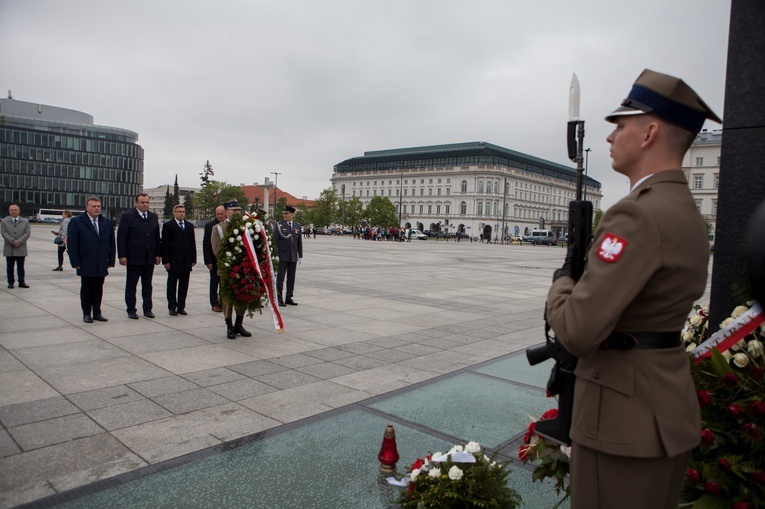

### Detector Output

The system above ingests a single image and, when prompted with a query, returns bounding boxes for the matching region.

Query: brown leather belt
[599,331,681,351]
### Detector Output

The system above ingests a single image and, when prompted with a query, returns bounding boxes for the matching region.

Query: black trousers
[209,265,220,307]
[125,264,155,313]
[166,271,190,311]
[5,256,26,284]
[57,245,66,267]
[276,260,297,300]
[80,276,105,316]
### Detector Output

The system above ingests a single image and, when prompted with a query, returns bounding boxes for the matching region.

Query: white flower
[235,246,242,253]
[690,314,703,326]
[732,305,749,318]
[411,468,420,480]
[448,445,463,454]
[731,339,746,352]
[236,235,242,242]
[228,237,235,243]
[255,222,261,233]
[225,251,232,258]
[233,228,240,235]
[245,222,252,229]
[732,352,749,368]
[224,262,230,267]
[448,466,463,481]
[484,455,491,462]
[721,317,734,328]
[432,452,442,460]
[722,350,732,362]
[683,330,695,342]
[560,445,572,458]
[747,340,764,358]
[465,441,481,454]
[428,468,441,479]
[685,343,697,353]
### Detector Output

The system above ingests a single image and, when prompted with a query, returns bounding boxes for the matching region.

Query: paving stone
[152,388,230,414]
[331,354,387,370]
[35,357,173,394]
[8,413,104,451]
[205,378,279,401]
[182,367,247,387]
[302,347,357,361]
[0,370,60,407]
[227,359,288,377]
[254,369,323,390]
[67,385,145,411]
[87,399,173,431]
[269,353,325,369]
[0,427,20,458]
[0,396,79,428]
[127,375,200,398]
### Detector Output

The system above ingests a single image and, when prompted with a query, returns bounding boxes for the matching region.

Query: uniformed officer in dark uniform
[546,69,721,509]
[274,205,303,306]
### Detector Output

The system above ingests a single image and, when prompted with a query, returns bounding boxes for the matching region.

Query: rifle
[525,74,593,445]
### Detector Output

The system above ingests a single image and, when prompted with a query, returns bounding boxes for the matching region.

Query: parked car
[529,236,557,246]
[315,227,330,235]
[409,229,427,240]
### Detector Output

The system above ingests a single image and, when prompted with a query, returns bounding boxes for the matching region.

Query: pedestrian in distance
[51,210,72,271]
[545,69,721,509]
[118,193,161,319]
[2,203,31,288]
[161,204,196,316]
[273,205,303,306]
[203,205,226,312]
[67,196,115,323]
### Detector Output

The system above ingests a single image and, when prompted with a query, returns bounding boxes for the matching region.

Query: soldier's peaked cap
[223,199,241,210]
[605,69,721,133]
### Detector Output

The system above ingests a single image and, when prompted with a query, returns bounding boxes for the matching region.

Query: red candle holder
[378,424,399,473]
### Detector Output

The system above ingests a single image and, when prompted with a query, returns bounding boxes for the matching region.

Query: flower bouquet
[389,441,521,508]
[518,408,570,505]
[681,302,765,508]
[217,210,282,326]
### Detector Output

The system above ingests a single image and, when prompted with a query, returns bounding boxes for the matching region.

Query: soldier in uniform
[274,205,303,307]
[546,69,721,508]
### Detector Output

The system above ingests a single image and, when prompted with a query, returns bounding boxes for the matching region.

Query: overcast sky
[1,0,730,210]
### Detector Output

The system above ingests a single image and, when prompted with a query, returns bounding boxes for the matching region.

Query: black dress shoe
[144,311,155,318]
[93,314,108,322]
[285,299,298,306]
[83,315,93,323]
[18,283,29,288]
[169,310,178,316]
[52,267,63,271]
[278,298,285,307]
[7,284,13,289]
[127,312,139,320]
[177,309,187,315]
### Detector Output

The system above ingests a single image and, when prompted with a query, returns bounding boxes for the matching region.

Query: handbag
[54,236,63,245]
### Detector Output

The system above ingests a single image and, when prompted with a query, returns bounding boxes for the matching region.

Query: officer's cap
[605,69,721,133]
[283,205,296,214]
[223,200,242,210]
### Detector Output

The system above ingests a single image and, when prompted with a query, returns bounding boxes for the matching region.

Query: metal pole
[341,184,345,231]
[583,148,591,201]
[271,171,281,215]
[501,176,508,244]
[398,165,403,228]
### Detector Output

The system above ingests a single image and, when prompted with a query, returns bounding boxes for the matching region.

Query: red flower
[747,401,765,416]
[723,373,739,387]
[233,265,240,272]
[752,471,765,484]
[541,408,559,420]
[731,502,753,509]
[697,390,712,407]
[230,272,237,278]
[717,458,731,471]
[412,458,424,470]
[742,423,761,440]
[686,468,701,484]
[750,367,764,380]
[518,445,530,462]
[523,422,537,444]
[726,404,744,419]
[243,268,250,274]
[704,481,722,495]
[701,428,715,446]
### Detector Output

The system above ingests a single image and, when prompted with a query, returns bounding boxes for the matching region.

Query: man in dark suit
[202,205,226,312]
[273,205,303,306]
[118,193,161,319]
[546,70,720,508]
[161,204,196,316]
[67,196,116,323]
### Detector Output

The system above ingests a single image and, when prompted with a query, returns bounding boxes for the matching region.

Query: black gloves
[553,242,576,282]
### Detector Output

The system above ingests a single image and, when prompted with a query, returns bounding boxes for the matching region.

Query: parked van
[528,229,557,246]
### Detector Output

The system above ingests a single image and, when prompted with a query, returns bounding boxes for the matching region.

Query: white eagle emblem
[597,233,627,263]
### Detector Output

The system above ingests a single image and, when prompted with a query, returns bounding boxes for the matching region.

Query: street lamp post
[271,171,281,215]
[341,184,345,232]
[397,165,404,229]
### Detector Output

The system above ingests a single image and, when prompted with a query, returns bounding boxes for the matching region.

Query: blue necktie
[179,222,184,231]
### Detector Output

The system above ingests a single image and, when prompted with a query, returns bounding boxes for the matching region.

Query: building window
[714,174,719,189]
[429,179,433,184]
[437,188,441,195]
[436,205,441,214]
[404,189,407,196]
[485,202,491,216]
[366,190,369,196]
[396,189,399,196]
[445,205,450,214]
[461,180,467,193]
[437,179,441,184]
[712,200,717,216]
[428,189,432,196]
[695,157,704,166]
[427,205,432,214]
[717,156,721,165]
[695,200,702,211]
[693,175,703,189]
[420,179,424,184]
[460,201,466,215]
[477,201,483,215]
[419,205,423,213]
[478,181,484,193]
[446,188,450,195]
[420,189,424,196]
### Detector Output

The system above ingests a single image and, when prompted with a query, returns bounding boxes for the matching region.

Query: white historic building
[331,141,602,239]
[683,129,722,239]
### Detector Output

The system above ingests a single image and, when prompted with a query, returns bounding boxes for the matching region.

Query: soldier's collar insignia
[597,233,627,263]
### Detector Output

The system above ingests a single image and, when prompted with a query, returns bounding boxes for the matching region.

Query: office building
[683,129,722,239]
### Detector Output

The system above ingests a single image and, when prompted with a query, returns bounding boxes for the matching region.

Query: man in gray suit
[1,203,31,288]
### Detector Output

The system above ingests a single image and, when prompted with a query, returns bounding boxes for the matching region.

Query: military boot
[225,318,237,340]
[234,315,252,337]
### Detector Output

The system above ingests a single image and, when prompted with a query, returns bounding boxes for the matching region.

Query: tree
[183,192,196,220]
[275,196,288,216]
[194,180,248,219]
[199,160,214,187]
[364,196,397,227]
[311,188,338,228]
[592,208,604,232]
[163,186,173,219]
[341,196,364,230]
[172,174,180,207]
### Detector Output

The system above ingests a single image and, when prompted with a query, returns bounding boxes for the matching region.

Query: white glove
[298,258,303,265]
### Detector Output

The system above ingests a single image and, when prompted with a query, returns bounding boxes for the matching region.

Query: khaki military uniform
[547,170,709,508]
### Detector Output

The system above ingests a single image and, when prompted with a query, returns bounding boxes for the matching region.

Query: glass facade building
[0,97,144,219]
